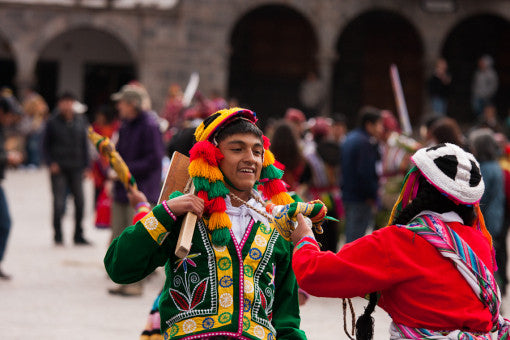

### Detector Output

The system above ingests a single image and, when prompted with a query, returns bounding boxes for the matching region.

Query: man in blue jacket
[341,106,383,243]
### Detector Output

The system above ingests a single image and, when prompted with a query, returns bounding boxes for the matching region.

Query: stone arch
[332,9,424,127]
[36,25,137,117]
[442,13,510,122]
[228,3,319,122]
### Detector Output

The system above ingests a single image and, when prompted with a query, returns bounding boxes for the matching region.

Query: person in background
[107,84,164,297]
[472,54,498,117]
[428,57,451,116]
[21,87,49,168]
[42,92,90,246]
[469,128,505,288]
[341,106,383,243]
[291,143,509,339]
[0,96,24,279]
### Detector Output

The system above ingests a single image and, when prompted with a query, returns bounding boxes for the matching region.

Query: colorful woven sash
[390,214,510,340]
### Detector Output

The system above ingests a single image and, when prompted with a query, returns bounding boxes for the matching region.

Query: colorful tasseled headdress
[388,143,493,250]
[189,107,294,246]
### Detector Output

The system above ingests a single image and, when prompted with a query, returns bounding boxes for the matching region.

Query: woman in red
[291,143,510,339]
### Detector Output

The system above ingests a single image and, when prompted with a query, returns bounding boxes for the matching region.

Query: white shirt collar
[412,210,464,224]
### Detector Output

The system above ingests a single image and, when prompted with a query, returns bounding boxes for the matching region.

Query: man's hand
[127,188,148,210]
[49,162,60,174]
[7,151,23,166]
[166,194,204,219]
[290,214,315,245]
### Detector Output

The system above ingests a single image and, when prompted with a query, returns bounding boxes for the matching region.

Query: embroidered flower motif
[169,324,179,337]
[244,264,254,277]
[254,325,265,339]
[217,257,232,271]
[174,252,200,273]
[219,275,233,288]
[249,248,262,260]
[182,319,197,333]
[243,315,250,331]
[219,312,232,324]
[244,280,254,294]
[202,317,215,329]
[243,298,252,312]
[255,234,267,247]
[144,216,159,231]
[219,292,233,307]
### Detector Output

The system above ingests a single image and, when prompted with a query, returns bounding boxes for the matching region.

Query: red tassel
[261,179,286,199]
[189,141,223,166]
[206,196,226,214]
[263,135,271,149]
[273,160,285,171]
[197,190,209,201]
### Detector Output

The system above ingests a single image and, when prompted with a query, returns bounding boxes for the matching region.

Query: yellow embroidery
[140,211,168,245]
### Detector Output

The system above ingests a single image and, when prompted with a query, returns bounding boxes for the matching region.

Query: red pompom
[190,141,223,166]
[197,190,209,201]
[261,179,286,199]
[263,135,271,150]
[273,160,285,171]
[205,196,226,214]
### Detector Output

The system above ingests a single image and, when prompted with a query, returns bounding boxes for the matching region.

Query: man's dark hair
[213,119,263,144]
[358,106,381,130]
[0,98,9,114]
[58,92,76,102]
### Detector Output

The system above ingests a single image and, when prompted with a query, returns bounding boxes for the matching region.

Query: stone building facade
[0,0,509,126]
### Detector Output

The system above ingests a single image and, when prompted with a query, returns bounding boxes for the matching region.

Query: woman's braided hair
[355,175,475,340]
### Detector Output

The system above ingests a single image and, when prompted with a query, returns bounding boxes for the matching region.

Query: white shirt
[225,191,269,244]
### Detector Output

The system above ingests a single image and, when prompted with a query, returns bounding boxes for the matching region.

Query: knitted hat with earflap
[189,107,294,246]
[388,143,492,248]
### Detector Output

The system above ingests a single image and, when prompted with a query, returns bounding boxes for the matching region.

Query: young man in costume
[291,143,510,339]
[105,108,307,339]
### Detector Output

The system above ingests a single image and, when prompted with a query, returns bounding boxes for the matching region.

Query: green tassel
[287,202,297,217]
[211,227,230,246]
[193,177,211,192]
[260,164,284,180]
[168,191,184,199]
[209,181,230,198]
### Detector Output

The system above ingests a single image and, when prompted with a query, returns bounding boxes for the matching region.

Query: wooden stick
[158,152,197,259]
[389,64,412,136]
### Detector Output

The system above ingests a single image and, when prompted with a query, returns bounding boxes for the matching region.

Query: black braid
[355,292,378,340]
[354,176,475,339]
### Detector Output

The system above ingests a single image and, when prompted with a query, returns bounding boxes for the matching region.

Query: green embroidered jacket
[104,202,307,340]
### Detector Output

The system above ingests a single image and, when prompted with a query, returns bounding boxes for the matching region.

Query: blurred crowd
[0,54,510,299]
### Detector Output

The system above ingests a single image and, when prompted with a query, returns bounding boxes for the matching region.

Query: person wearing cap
[105,108,307,339]
[107,84,164,297]
[0,96,24,279]
[291,143,510,339]
[42,92,90,246]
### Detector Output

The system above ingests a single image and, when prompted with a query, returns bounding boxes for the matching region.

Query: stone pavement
[0,168,506,339]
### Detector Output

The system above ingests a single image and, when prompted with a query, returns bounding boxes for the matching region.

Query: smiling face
[218,133,264,201]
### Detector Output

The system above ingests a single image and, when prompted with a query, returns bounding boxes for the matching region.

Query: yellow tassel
[475,204,493,248]
[263,149,275,167]
[208,211,231,230]
[270,192,294,205]
[189,159,224,181]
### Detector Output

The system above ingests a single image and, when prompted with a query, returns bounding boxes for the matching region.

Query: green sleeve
[104,203,180,284]
[271,238,307,339]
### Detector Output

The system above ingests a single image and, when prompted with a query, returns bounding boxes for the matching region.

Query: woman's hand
[290,214,315,245]
[166,194,204,219]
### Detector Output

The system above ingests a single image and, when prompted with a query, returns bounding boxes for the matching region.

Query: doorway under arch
[442,14,510,123]
[333,10,424,128]
[228,5,318,124]
[36,27,136,120]
[0,35,16,94]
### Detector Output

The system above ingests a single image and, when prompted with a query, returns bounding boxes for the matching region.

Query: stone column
[317,48,338,115]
